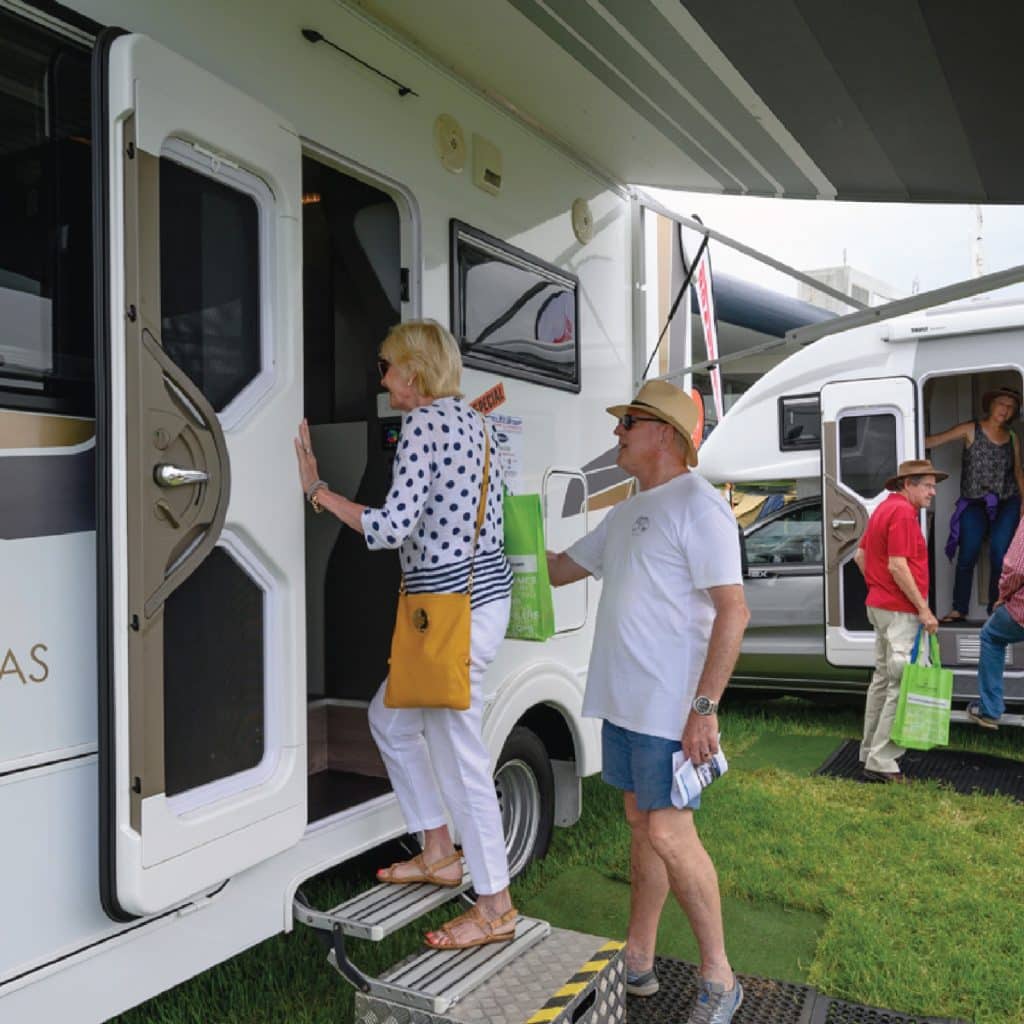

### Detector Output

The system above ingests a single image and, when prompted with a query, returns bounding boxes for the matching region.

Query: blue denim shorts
[601,720,693,811]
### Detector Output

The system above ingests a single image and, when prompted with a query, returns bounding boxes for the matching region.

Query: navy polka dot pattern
[361,397,513,609]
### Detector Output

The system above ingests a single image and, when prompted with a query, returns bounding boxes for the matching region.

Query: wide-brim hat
[607,379,699,467]
[981,385,1022,417]
[884,458,949,492]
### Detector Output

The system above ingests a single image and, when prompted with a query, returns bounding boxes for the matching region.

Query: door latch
[154,464,209,487]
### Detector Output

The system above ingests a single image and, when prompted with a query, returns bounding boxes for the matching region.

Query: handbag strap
[397,414,490,597]
[465,416,491,596]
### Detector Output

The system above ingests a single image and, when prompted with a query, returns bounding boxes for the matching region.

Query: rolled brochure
[670,742,728,809]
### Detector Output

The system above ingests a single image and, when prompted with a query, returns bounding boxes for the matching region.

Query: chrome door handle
[831,518,856,528]
[154,464,209,487]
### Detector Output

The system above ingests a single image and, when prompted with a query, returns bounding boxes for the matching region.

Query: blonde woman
[295,320,516,949]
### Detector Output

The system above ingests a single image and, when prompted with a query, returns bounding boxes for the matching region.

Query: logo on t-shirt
[632,516,650,535]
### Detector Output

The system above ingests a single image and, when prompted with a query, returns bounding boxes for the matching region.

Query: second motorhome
[698,299,1024,706]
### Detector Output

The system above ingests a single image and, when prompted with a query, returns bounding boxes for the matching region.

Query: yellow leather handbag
[384,423,490,710]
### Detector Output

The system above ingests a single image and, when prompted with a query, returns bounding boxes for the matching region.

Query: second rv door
[820,377,918,666]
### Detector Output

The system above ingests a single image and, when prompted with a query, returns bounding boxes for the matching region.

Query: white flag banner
[694,244,723,422]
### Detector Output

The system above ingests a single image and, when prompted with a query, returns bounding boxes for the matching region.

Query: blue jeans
[952,496,1021,614]
[976,605,1024,719]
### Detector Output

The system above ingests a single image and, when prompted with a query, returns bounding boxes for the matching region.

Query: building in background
[798,264,903,315]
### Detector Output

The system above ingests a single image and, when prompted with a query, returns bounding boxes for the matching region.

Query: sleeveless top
[961,421,1019,500]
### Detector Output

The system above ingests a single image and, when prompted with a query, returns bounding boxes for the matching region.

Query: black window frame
[449,219,581,393]
[778,393,822,451]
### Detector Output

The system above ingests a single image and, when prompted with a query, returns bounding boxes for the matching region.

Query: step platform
[295,870,472,941]
[353,927,625,1023]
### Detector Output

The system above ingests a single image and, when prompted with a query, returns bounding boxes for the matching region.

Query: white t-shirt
[567,471,742,741]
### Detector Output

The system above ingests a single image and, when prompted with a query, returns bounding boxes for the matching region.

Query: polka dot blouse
[361,397,513,610]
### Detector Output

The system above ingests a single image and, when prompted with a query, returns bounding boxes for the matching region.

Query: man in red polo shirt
[853,459,945,782]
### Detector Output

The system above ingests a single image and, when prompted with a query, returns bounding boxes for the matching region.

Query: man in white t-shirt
[548,380,749,1024]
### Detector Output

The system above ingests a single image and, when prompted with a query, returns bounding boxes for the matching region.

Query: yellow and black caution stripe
[524,940,625,1023]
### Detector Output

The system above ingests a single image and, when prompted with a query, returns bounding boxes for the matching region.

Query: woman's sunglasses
[377,359,390,380]
[618,414,663,430]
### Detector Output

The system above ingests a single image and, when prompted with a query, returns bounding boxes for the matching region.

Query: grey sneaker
[687,975,743,1024]
[625,967,659,996]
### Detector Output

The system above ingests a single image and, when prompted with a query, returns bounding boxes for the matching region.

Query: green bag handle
[909,626,942,669]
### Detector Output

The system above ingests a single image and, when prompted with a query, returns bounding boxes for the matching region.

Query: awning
[356,0,1024,203]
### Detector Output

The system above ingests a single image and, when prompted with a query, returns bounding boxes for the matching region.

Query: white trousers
[368,596,511,896]
[861,606,918,773]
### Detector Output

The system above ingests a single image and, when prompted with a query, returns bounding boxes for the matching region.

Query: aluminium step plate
[321,870,471,940]
[354,926,625,1024]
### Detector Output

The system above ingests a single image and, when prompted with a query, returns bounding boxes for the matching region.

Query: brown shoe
[862,768,906,784]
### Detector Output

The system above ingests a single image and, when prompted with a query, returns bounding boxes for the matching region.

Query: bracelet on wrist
[306,479,327,501]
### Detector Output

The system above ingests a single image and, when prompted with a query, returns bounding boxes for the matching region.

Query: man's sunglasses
[377,358,390,380]
[618,414,663,430]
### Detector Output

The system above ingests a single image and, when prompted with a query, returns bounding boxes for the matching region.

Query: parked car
[734,497,868,693]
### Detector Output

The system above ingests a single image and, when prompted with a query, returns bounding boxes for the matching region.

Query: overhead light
[302,192,322,205]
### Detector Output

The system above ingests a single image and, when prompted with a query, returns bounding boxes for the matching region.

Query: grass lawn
[116,698,1024,1024]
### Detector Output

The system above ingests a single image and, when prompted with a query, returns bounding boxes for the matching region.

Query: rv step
[341,915,553,1015]
[950,709,1024,728]
[293,870,471,940]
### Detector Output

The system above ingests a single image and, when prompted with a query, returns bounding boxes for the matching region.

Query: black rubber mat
[816,739,1024,801]
[808,995,970,1023]
[627,957,970,1023]
[627,956,813,1023]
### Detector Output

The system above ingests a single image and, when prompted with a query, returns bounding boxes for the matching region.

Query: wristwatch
[691,695,719,716]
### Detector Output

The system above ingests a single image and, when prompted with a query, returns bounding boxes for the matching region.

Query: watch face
[693,696,714,715]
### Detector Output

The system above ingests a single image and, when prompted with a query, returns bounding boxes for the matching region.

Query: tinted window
[451,220,580,392]
[838,413,897,498]
[160,157,261,411]
[779,395,821,450]
[745,503,823,565]
[0,13,93,412]
[164,548,264,795]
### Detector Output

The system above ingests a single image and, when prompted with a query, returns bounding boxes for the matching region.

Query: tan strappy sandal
[424,904,518,949]
[376,851,463,887]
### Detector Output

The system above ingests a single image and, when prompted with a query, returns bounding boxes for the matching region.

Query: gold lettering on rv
[0,644,50,684]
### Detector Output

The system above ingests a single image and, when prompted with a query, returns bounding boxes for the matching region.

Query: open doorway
[924,367,1024,656]
[301,154,405,821]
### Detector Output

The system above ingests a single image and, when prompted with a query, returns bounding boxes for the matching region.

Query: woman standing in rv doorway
[925,385,1024,622]
[294,320,517,950]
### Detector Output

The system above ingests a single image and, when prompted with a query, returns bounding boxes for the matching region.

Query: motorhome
[698,299,1024,706]
[4,0,1020,1020]
[0,2,653,1019]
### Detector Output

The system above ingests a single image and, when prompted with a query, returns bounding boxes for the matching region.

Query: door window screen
[838,413,897,499]
[160,157,261,412]
[163,547,264,796]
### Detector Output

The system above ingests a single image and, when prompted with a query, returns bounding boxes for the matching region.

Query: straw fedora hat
[607,380,699,467]
[883,458,949,492]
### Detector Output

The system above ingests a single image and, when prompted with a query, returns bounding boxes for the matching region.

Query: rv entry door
[95,33,305,919]
[820,377,918,667]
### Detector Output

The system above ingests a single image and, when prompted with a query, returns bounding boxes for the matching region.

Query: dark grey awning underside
[363,0,1024,203]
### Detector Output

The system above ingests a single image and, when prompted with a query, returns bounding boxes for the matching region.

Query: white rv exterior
[699,300,1024,696]
[0,2,652,1019]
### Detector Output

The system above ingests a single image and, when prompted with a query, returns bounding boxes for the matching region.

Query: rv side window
[837,412,898,498]
[450,219,581,392]
[0,14,93,413]
[160,155,262,412]
[779,395,821,450]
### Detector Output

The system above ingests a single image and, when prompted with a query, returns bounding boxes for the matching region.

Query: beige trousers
[860,606,920,773]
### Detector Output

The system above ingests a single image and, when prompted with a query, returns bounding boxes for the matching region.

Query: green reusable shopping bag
[890,627,953,751]
[502,492,556,641]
